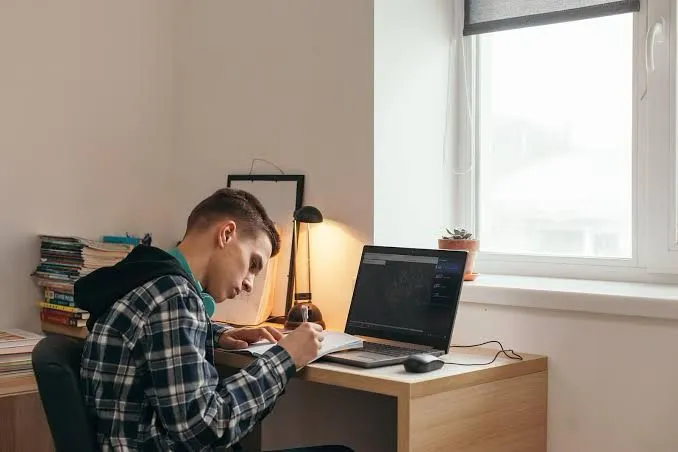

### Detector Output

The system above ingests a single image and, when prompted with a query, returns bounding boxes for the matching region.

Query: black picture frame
[226,174,305,321]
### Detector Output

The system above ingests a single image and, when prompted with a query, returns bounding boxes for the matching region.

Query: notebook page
[232,330,363,362]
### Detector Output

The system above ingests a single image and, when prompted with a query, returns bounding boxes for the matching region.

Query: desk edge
[215,350,547,399]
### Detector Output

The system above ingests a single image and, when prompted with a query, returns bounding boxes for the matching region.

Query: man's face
[204,222,272,302]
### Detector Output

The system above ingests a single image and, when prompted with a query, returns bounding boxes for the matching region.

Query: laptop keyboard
[362,342,421,357]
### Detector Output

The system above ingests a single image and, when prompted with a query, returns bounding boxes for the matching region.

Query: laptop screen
[344,246,467,351]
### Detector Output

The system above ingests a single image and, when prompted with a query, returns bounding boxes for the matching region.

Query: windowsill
[460,274,678,320]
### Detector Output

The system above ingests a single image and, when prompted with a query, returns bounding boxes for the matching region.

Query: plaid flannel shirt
[80,274,295,451]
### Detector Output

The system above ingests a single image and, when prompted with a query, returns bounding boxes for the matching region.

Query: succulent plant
[443,228,474,240]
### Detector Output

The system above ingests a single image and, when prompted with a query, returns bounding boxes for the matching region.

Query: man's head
[183,188,280,302]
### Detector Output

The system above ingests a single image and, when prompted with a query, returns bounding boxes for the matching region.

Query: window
[477,14,633,259]
[455,0,678,281]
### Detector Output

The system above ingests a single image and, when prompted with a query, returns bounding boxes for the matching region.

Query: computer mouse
[403,354,445,373]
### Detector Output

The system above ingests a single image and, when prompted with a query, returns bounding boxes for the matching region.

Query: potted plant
[438,228,479,280]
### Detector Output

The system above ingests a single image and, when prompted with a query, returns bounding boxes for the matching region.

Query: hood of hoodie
[74,245,199,331]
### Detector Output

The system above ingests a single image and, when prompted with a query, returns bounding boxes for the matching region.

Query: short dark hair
[186,188,280,257]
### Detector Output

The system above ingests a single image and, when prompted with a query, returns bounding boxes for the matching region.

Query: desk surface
[215,346,546,399]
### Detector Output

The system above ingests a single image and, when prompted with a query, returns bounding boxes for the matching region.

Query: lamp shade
[294,205,323,223]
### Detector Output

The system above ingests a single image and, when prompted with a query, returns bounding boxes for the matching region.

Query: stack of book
[0,329,43,375]
[31,235,136,338]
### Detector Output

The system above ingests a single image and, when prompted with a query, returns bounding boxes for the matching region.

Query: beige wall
[0,0,374,333]
[0,1,177,330]
[174,0,374,330]
[0,0,372,331]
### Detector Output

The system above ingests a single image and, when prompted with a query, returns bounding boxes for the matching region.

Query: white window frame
[453,0,678,283]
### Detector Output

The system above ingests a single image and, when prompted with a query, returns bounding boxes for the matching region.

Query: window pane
[477,14,633,258]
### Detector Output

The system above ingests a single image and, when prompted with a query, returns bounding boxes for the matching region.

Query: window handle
[646,17,665,73]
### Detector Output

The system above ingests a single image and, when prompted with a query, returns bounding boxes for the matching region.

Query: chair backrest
[32,334,99,452]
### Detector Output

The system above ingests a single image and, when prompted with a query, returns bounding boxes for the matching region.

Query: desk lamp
[284,205,326,330]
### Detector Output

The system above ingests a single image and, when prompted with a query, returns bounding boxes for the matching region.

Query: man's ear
[217,221,237,248]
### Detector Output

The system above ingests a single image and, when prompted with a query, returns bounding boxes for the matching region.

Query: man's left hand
[218,326,284,350]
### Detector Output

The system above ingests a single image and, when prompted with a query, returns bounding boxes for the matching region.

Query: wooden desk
[215,346,547,452]
[0,372,54,451]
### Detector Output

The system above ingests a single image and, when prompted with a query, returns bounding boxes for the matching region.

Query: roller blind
[464,0,640,35]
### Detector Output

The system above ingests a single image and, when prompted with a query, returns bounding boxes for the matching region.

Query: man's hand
[277,323,324,368]
[218,326,284,350]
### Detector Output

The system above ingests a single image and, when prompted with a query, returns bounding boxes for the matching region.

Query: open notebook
[232,330,363,364]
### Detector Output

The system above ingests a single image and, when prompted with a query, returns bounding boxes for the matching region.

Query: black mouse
[403,354,445,373]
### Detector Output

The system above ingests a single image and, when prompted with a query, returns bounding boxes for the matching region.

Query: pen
[301,304,308,323]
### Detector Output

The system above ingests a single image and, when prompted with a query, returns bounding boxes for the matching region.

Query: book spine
[40,307,87,319]
[38,301,87,314]
[42,297,75,308]
[40,310,83,326]
[44,290,75,304]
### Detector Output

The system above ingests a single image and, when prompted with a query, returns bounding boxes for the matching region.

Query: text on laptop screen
[344,248,465,350]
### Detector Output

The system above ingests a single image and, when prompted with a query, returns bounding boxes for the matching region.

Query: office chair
[32,334,99,452]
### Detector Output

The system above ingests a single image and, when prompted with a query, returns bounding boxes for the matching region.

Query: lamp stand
[284,221,325,330]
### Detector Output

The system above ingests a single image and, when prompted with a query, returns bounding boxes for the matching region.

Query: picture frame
[222,174,304,323]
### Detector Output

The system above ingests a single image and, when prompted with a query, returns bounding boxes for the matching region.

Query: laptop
[323,245,467,369]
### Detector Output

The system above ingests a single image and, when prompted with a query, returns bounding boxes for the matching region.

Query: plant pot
[437,238,479,280]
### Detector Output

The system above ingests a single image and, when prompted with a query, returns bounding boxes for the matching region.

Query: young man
[75,188,326,451]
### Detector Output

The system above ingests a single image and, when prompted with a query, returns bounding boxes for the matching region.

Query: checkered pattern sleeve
[142,293,296,450]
